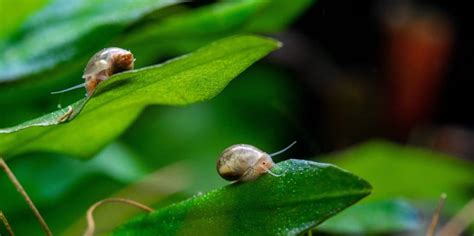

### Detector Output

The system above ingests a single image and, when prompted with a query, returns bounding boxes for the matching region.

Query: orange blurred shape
[383,5,453,139]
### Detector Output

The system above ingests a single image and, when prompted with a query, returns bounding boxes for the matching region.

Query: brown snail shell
[216,144,276,182]
[51,47,134,96]
[83,47,135,96]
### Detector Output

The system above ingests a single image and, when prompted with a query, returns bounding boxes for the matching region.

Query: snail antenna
[269,141,297,157]
[51,83,85,94]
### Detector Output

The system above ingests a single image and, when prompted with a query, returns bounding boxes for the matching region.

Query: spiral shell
[83,47,134,96]
[216,144,275,182]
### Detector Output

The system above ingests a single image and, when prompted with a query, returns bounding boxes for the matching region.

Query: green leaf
[113,159,372,236]
[0,0,313,128]
[0,0,312,84]
[0,35,280,159]
[317,199,421,234]
[320,140,474,210]
[0,0,179,81]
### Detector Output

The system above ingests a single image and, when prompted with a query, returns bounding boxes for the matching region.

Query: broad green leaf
[113,159,372,236]
[0,0,313,128]
[0,0,179,82]
[0,35,280,159]
[320,140,474,210]
[317,199,421,234]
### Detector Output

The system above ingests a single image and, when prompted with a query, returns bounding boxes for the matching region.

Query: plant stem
[0,211,15,236]
[439,198,474,236]
[84,198,154,236]
[0,158,52,236]
[426,193,447,236]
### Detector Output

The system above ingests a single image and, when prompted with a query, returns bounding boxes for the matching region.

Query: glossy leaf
[0,35,280,159]
[113,159,372,236]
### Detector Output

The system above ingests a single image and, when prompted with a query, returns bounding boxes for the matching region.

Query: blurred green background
[1,0,474,235]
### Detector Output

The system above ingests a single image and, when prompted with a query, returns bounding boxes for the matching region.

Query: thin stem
[0,158,52,236]
[0,211,14,236]
[84,198,154,236]
[426,193,447,236]
[439,198,474,236]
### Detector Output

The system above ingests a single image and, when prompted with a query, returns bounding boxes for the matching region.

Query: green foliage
[113,160,372,236]
[0,0,313,137]
[0,35,280,159]
[121,0,314,67]
[0,0,179,81]
[1,1,320,234]
[1,65,301,235]
[0,0,49,38]
[320,140,474,208]
[318,199,421,234]
[304,140,474,234]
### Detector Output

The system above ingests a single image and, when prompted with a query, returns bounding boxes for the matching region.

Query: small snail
[51,47,135,96]
[217,141,296,182]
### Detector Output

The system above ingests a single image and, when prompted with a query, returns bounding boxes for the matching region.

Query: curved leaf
[0,35,280,159]
[113,159,372,236]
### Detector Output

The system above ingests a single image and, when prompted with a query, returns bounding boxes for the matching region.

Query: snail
[216,141,296,182]
[51,47,135,96]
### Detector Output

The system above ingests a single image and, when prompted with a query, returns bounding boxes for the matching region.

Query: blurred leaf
[317,199,421,234]
[0,0,49,38]
[0,0,179,81]
[0,142,148,235]
[62,162,192,236]
[0,35,280,159]
[121,0,314,67]
[0,142,147,212]
[113,159,372,236]
[243,0,313,32]
[320,141,474,208]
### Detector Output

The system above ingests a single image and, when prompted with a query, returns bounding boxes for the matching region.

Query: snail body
[51,47,135,96]
[217,144,275,182]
